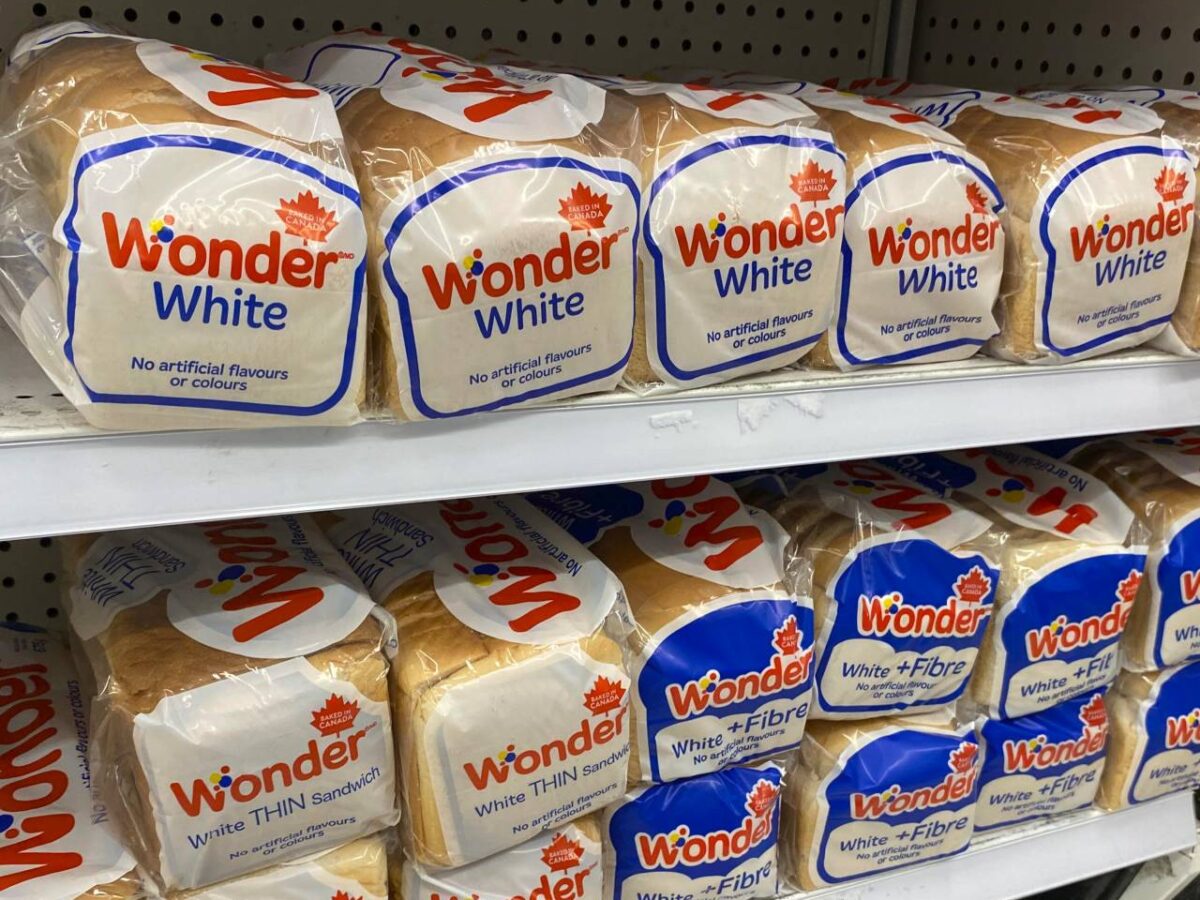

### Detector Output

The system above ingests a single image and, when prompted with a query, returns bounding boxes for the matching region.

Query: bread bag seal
[529,477,815,782]
[0,22,368,429]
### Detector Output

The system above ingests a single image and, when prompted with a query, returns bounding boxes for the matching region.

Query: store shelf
[4,323,1200,540]
[795,793,1197,900]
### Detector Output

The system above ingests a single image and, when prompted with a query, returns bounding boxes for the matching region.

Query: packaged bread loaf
[0,22,368,430]
[603,760,784,900]
[764,460,999,718]
[529,477,815,782]
[781,710,979,889]
[974,690,1109,831]
[1057,430,1200,669]
[0,624,138,899]
[271,35,641,419]
[397,816,601,900]
[318,498,630,869]
[65,517,398,893]
[1098,660,1200,808]
[881,446,1146,718]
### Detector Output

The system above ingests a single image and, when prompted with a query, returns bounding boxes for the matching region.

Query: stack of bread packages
[269,33,642,420]
[527,476,801,900]
[317,496,626,900]
[0,22,369,430]
[880,445,1148,831]
[733,461,996,888]
[1036,429,1200,809]
[61,515,399,898]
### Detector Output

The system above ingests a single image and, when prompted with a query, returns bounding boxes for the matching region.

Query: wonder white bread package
[0,625,138,899]
[781,710,980,889]
[603,760,785,900]
[0,22,368,430]
[881,447,1147,719]
[528,477,814,782]
[764,461,1000,719]
[317,498,631,869]
[271,33,641,419]
[64,517,399,893]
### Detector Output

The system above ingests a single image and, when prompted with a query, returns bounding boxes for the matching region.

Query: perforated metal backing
[907,1,1200,90]
[0,537,65,629]
[0,0,891,78]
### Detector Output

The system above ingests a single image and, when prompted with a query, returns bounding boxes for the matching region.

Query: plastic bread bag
[603,760,785,900]
[1049,430,1200,669]
[316,499,631,869]
[0,22,368,430]
[880,446,1148,719]
[0,623,139,899]
[763,460,1000,719]
[528,477,815,783]
[62,517,399,893]
[1097,660,1200,809]
[395,816,601,900]
[780,709,979,890]
[971,690,1108,832]
[270,34,641,420]
[820,78,995,129]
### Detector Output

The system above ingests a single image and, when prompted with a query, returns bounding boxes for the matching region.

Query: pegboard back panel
[0,537,65,630]
[0,0,891,79]
[907,1,1200,91]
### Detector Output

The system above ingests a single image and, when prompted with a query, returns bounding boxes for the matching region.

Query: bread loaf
[397,817,601,900]
[529,477,814,782]
[781,711,978,889]
[1061,431,1200,669]
[272,34,641,419]
[764,460,999,718]
[974,690,1108,831]
[1097,661,1200,808]
[603,761,784,900]
[0,22,367,430]
[319,498,630,869]
[881,446,1145,718]
[65,517,398,892]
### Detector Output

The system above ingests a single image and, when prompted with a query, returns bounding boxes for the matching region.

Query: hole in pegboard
[210,12,223,26]
[445,25,457,39]
[649,36,660,49]
[585,33,595,46]
[46,607,59,618]
[1162,26,1172,40]
[517,28,528,42]
[38,538,51,548]
[1186,72,1196,85]
[1153,68,1164,82]
[618,35,629,47]
[32,2,47,16]
[4,614,15,623]
[1073,22,1082,36]
[168,9,181,24]
[1130,24,1141,38]
[0,543,9,552]
[2,578,14,589]
[251,14,264,27]
[1122,66,1133,79]
[332,19,344,32]
[408,24,420,36]
[291,17,305,31]
[680,38,690,50]
[123,7,137,21]
[78,5,93,17]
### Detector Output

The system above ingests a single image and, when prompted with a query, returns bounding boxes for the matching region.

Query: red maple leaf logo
[311,694,360,737]
[277,190,338,243]
[583,675,626,716]
[1079,693,1108,732]
[772,615,801,655]
[966,182,990,215]
[953,566,993,604]
[949,741,978,773]
[1156,167,1189,204]
[744,779,779,818]
[332,892,362,900]
[541,832,586,871]
[789,160,837,204]
[1117,569,1143,605]
[558,183,612,232]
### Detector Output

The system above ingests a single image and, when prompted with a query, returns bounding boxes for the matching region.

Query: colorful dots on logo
[894,217,913,239]
[668,826,689,846]
[1188,711,1199,727]
[1096,213,1111,235]
[462,248,484,276]
[881,594,902,611]
[1050,616,1067,635]
[882,785,900,801]
[708,212,727,237]
[698,670,721,692]
[208,766,233,789]
[496,744,517,763]
[194,565,253,595]
[149,214,176,243]
[0,814,14,836]
[453,562,509,586]
[649,499,694,536]
[833,478,876,495]
[985,478,1026,503]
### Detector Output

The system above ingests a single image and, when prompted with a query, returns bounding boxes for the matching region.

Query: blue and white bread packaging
[62,517,400,893]
[765,460,999,718]
[974,690,1110,831]
[0,23,369,430]
[528,476,815,782]
[603,760,784,900]
[781,710,980,889]
[316,498,631,869]
[1098,660,1200,808]
[272,34,641,419]
[881,446,1147,718]
[1063,431,1200,669]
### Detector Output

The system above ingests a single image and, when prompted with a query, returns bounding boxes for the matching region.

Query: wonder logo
[850,741,979,820]
[672,193,842,269]
[1002,693,1108,773]
[830,461,957,530]
[665,615,812,718]
[1024,569,1140,661]
[866,182,1000,267]
[1068,168,1193,263]
[634,778,779,868]
[858,566,992,639]
[965,449,1102,536]
[1166,708,1200,749]
[645,476,765,572]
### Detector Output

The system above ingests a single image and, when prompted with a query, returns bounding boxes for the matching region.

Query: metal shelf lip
[793,793,1197,900]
